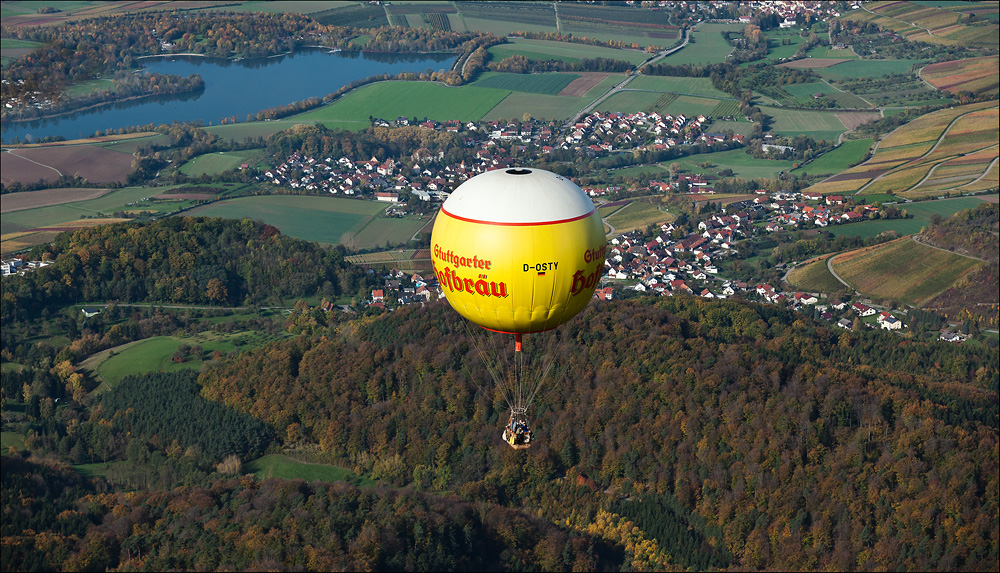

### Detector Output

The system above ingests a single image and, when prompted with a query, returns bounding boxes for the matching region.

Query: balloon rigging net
[463,322,554,449]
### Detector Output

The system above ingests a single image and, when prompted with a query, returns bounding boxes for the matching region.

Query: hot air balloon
[431,168,607,448]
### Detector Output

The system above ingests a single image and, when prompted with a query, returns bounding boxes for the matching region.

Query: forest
[0,217,367,323]
[4,293,996,570]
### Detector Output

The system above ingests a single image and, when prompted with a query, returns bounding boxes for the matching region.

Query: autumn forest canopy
[2,212,997,569]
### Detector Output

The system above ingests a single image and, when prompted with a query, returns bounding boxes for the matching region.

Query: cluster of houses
[737,1,845,26]
[261,110,746,200]
[1,258,51,276]
[757,191,883,230]
[849,302,905,330]
[650,184,890,231]
[565,110,742,155]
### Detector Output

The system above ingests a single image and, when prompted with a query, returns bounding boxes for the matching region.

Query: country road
[564,26,691,128]
[826,254,854,291]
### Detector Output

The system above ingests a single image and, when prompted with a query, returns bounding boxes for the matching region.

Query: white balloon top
[440,168,595,225]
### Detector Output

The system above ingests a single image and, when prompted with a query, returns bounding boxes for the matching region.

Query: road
[563,26,692,128]
[826,254,854,291]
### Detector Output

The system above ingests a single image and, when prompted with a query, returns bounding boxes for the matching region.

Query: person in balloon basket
[507,420,532,446]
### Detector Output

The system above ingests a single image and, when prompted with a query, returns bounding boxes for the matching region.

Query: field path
[915,64,939,91]
[855,105,998,194]
[908,144,999,192]
[860,3,942,39]
[563,26,690,128]
[4,149,62,177]
[826,254,854,291]
[911,234,989,262]
[957,155,999,190]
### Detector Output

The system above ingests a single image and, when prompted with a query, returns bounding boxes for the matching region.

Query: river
[1,49,455,143]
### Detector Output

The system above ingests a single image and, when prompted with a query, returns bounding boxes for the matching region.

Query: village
[260,109,741,201]
[260,110,925,337]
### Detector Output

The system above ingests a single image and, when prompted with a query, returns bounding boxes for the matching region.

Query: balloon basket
[502,428,532,450]
[502,408,533,450]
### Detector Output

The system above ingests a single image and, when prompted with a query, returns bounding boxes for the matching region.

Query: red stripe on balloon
[440,208,596,226]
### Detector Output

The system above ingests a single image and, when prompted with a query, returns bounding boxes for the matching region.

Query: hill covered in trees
[1,217,368,322]
[193,297,997,570]
[3,289,997,570]
[921,203,999,327]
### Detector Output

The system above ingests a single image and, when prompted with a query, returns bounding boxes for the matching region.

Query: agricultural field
[921,56,1000,95]
[860,104,999,197]
[785,254,845,294]
[0,187,112,213]
[830,236,983,307]
[825,196,992,238]
[661,95,727,118]
[559,73,621,97]
[658,23,743,66]
[809,101,997,197]
[481,92,588,122]
[245,455,374,487]
[663,148,796,180]
[346,249,433,273]
[203,120,311,141]
[554,2,680,47]
[762,107,851,142]
[486,38,649,66]
[1,186,166,233]
[352,214,430,250]
[843,0,999,46]
[816,59,928,80]
[958,159,999,192]
[179,151,254,176]
[628,75,733,99]
[1,144,134,185]
[291,81,510,124]
[709,119,757,136]
[793,139,874,177]
[473,72,580,95]
[605,200,674,233]
[187,195,422,249]
[600,90,661,114]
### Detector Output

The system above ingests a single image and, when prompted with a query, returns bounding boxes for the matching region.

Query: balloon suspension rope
[514,333,523,413]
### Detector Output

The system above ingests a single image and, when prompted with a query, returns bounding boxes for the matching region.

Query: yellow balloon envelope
[431,168,607,334]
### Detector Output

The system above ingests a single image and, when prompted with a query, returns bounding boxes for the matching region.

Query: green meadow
[817,59,929,79]
[487,38,649,65]
[763,107,848,142]
[658,23,743,65]
[628,75,732,98]
[793,139,874,176]
[245,454,375,486]
[292,81,509,124]
[94,330,284,387]
[473,72,579,95]
[825,196,992,238]
[664,148,796,180]
[188,195,386,246]
[179,152,253,176]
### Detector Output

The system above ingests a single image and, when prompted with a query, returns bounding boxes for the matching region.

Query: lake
[1,49,455,143]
